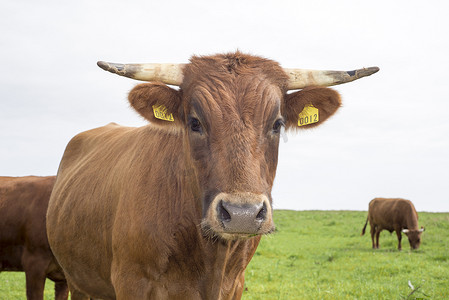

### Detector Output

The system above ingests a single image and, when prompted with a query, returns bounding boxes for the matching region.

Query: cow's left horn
[284,67,379,90]
[97,62,184,86]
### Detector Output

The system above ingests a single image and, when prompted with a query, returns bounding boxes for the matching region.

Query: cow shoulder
[59,123,127,168]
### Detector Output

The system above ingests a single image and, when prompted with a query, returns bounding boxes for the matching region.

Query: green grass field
[244,210,449,299]
[1,210,448,299]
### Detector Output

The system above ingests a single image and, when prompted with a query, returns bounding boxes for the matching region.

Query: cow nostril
[256,202,267,221]
[218,200,231,222]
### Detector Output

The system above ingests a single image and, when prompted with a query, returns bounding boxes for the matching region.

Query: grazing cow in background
[47,51,378,299]
[361,197,425,250]
[0,176,68,300]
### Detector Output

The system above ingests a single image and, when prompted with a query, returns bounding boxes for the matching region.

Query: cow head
[98,52,378,240]
[402,227,425,250]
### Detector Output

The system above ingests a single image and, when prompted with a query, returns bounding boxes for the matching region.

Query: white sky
[1,0,448,212]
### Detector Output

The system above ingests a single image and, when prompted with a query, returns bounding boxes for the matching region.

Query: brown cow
[0,176,68,300]
[47,52,378,299]
[361,197,425,250]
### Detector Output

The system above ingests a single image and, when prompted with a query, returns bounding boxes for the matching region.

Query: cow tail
[361,216,369,236]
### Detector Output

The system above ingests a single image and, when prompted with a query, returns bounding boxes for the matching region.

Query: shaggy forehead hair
[180,52,290,126]
[181,52,290,95]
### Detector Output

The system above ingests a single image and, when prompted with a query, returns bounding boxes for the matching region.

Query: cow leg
[67,280,90,300]
[22,252,49,300]
[370,225,376,249]
[54,280,69,300]
[24,270,46,300]
[375,229,381,249]
[396,229,402,251]
[70,289,91,300]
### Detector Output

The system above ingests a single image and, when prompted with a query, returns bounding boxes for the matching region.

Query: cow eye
[189,117,202,133]
[272,119,284,133]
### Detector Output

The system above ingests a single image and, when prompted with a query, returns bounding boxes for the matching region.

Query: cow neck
[199,237,260,299]
[207,240,242,299]
[406,206,419,230]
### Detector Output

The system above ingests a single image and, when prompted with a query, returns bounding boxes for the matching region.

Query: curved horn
[284,66,379,90]
[97,62,184,86]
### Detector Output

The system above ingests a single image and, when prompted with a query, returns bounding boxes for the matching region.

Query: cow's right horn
[284,67,379,90]
[97,62,184,86]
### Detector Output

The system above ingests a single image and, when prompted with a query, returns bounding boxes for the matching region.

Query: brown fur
[0,176,68,300]
[361,198,424,250]
[47,52,342,299]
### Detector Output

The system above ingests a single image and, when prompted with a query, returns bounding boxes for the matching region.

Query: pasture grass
[0,271,56,299]
[1,210,448,299]
[244,210,449,299]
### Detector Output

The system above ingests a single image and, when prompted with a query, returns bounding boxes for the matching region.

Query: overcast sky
[1,0,448,212]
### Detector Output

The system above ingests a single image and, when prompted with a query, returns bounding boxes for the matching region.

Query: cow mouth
[200,219,276,241]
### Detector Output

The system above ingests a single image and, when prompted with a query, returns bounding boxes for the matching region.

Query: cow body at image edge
[361,197,425,250]
[46,52,378,299]
[0,176,68,300]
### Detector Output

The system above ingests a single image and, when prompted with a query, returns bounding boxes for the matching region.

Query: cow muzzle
[202,192,274,239]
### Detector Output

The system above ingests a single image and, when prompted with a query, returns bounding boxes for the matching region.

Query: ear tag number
[152,105,174,122]
[298,104,319,127]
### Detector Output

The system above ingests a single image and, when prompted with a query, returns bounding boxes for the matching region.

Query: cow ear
[128,83,183,127]
[283,86,341,131]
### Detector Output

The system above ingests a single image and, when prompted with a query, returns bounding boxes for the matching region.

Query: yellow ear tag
[298,104,319,127]
[152,105,174,122]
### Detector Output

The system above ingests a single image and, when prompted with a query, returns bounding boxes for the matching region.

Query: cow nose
[217,200,267,233]
[204,192,274,237]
